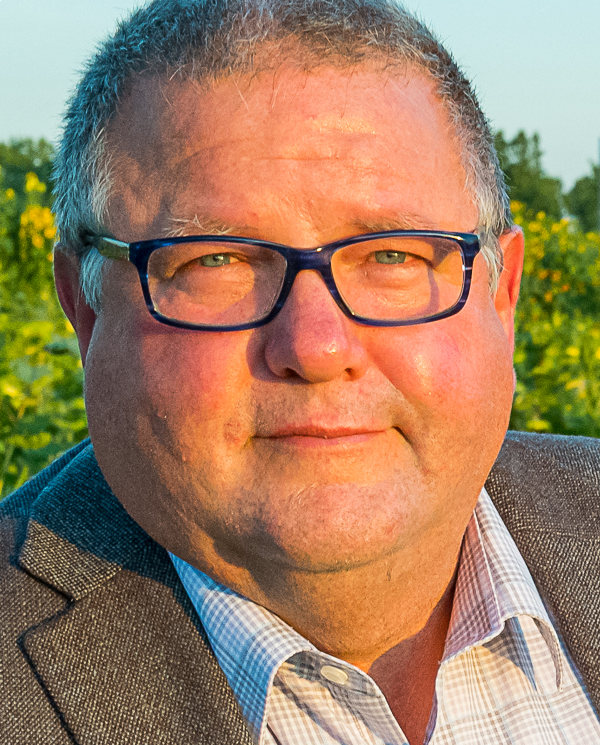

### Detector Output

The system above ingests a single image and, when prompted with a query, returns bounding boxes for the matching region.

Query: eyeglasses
[88,230,480,331]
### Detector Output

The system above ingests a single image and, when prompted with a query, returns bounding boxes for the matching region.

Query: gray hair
[53,0,512,310]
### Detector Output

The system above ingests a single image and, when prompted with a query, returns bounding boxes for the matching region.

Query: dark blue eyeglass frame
[89,230,481,332]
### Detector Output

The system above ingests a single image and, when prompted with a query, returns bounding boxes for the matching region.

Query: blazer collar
[17,443,255,745]
[19,443,156,600]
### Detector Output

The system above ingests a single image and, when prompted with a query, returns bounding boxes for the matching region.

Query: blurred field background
[1,133,600,497]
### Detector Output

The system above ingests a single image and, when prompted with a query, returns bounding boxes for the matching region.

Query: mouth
[256,426,389,448]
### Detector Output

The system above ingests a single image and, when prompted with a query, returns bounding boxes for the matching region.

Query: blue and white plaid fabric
[171,490,600,744]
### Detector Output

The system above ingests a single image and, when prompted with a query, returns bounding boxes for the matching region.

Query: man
[2,0,600,743]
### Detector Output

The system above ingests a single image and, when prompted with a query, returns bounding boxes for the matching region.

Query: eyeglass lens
[146,235,465,327]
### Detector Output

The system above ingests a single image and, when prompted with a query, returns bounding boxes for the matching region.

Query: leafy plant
[511,203,600,435]
[0,160,87,497]
[494,131,564,221]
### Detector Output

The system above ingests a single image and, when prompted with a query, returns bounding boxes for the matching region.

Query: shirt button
[320,665,349,686]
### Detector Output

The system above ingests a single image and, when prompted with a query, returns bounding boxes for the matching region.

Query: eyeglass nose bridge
[269,245,351,322]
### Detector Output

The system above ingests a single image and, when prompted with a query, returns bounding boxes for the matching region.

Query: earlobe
[494,226,525,346]
[54,244,98,366]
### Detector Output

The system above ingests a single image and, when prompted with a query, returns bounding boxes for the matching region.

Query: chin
[201,479,427,576]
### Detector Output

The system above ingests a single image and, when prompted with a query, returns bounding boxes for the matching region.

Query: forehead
[106,63,475,239]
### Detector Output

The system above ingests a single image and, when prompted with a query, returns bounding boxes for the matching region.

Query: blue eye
[374,251,407,264]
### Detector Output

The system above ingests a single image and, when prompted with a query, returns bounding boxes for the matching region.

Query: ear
[494,226,524,350]
[54,245,98,366]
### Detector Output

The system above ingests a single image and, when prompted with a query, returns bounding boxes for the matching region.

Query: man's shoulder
[487,431,600,713]
[0,439,171,618]
[0,442,100,741]
[0,441,253,744]
[0,439,95,583]
[0,438,92,523]
[0,438,168,588]
[497,429,600,471]
[487,430,600,536]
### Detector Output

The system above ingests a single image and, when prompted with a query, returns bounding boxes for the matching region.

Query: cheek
[365,306,514,439]
[138,330,257,455]
[85,296,256,464]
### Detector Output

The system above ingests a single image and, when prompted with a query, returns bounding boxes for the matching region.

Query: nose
[262,270,369,382]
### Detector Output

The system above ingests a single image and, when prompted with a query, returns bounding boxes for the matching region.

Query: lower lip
[262,432,385,448]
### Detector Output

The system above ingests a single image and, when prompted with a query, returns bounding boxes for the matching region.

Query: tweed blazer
[1,431,600,744]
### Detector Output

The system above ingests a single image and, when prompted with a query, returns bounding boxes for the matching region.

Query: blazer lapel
[487,431,600,716]
[18,445,254,745]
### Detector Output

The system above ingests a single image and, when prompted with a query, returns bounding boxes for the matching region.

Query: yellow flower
[1,382,19,398]
[5,188,15,200]
[25,172,47,193]
[526,419,551,432]
[565,378,585,391]
[18,205,57,251]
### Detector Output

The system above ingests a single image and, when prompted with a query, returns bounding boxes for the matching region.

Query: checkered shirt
[171,489,600,744]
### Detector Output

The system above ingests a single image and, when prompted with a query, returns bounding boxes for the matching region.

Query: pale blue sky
[0,0,598,189]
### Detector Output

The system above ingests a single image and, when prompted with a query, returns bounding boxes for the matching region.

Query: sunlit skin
[55,60,523,745]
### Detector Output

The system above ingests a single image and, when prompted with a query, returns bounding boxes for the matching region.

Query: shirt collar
[444,488,563,688]
[171,488,563,739]
[169,554,314,740]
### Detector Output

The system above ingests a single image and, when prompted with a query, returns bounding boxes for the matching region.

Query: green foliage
[494,131,563,220]
[510,204,600,435]
[0,144,87,498]
[566,165,600,233]
[0,139,55,205]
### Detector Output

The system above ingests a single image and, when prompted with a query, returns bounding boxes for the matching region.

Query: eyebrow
[358,214,443,232]
[166,214,239,237]
[166,211,450,240]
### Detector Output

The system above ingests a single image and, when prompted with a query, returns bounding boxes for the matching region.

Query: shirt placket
[267,652,409,745]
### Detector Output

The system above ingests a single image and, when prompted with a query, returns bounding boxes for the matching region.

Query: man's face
[65,63,522,588]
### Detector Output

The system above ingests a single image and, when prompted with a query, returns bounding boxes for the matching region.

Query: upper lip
[261,425,387,438]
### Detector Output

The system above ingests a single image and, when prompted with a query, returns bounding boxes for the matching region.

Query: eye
[373,251,407,264]
[199,253,237,267]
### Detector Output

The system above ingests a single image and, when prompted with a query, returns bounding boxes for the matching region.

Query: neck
[252,546,458,745]
[184,520,465,745]
[240,541,459,745]
[368,577,456,745]
[201,520,463,669]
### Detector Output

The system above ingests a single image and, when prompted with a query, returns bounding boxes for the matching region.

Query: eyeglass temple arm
[92,236,130,260]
